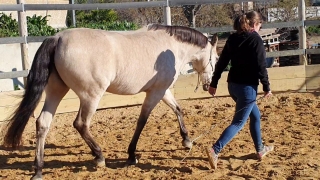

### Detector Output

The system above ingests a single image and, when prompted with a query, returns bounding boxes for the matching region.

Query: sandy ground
[0,92,320,180]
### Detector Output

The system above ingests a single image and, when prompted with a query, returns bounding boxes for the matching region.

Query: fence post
[17,0,30,87]
[298,0,307,65]
[69,0,76,27]
[164,0,171,25]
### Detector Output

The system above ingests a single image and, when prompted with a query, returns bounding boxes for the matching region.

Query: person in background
[206,11,273,169]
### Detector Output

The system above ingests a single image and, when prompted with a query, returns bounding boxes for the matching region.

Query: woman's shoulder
[248,31,263,43]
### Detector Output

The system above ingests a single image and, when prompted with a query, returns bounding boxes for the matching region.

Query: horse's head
[191,34,219,91]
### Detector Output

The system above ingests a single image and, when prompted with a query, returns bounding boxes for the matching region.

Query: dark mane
[148,24,208,49]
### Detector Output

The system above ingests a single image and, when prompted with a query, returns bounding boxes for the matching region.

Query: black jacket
[210,31,270,92]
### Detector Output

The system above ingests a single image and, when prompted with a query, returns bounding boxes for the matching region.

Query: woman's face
[253,21,262,32]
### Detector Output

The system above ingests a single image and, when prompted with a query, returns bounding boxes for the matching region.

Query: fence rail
[0,70,29,79]
[1,20,318,45]
[0,0,278,12]
[0,0,318,81]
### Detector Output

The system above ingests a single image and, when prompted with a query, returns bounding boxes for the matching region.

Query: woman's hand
[208,87,217,97]
[264,91,272,98]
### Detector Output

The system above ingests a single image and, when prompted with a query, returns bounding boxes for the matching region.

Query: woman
[206,11,273,169]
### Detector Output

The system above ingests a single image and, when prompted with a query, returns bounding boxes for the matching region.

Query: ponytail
[233,11,262,33]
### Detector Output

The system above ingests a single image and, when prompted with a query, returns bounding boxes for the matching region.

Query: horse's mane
[147,24,208,49]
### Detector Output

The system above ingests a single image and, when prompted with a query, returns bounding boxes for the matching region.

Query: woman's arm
[210,39,231,88]
[254,35,270,92]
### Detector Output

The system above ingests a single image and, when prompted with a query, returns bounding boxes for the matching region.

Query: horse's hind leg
[73,94,105,167]
[162,89,192,149]
[33,70,69,180]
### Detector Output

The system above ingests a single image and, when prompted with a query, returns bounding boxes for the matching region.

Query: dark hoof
[126,158,138,166]
[182,139,192,149]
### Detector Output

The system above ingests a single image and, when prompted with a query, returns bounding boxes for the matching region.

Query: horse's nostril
[203,84,209,91]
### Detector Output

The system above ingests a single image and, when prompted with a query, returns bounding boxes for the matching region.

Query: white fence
[268,6,320,22]
[0,0,319,90]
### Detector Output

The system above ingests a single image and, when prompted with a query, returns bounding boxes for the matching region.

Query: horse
[2,24,219,180]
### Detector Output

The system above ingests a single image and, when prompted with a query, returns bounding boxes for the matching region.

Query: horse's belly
[106,83,145,95]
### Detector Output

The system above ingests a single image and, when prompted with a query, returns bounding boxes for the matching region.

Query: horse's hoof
[95,157,106,167]
[182,139,192,149]
[31,175,42,180]
[126,158,138,166]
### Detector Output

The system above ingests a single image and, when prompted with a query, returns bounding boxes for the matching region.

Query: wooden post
[164,0,171,25]
[17,0,30,87]
[298,0,307,65]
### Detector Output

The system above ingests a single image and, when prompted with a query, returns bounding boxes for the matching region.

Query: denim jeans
[213,82,264,154]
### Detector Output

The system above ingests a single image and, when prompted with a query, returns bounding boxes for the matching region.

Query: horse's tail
[3,37,59,149]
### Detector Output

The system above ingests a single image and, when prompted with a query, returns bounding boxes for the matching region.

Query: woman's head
[233,11,262,33]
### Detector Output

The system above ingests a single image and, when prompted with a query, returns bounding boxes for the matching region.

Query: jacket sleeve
[253,35,270,92]
[210,39,231,88]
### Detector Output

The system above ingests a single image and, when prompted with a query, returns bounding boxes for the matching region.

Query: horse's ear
[210,33,218,47]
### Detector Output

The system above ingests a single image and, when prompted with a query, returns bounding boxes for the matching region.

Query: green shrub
[0,13,19,37]
[79,21,138,31]
[0,13,57,37]
[1,10,138,38]
[76,9,118,25]
[72,9,138,31]
[306,26,320,36]
[67,0,138,31]
[27,15,58,36]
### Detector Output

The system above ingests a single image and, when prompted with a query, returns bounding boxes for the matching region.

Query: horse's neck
[177,45,199,68]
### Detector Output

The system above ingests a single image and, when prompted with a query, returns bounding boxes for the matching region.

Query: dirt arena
[0,92,320,180]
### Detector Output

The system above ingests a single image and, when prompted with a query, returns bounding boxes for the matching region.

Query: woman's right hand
[264,91,272,98]
[208,87,216,97]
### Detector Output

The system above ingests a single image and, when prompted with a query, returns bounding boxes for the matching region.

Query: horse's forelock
[148,24,208,49]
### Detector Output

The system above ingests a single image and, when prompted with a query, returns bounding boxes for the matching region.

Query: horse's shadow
[0,144,84,171]
[106,158,207,172]
[0,144,258,174]
[0,145,206,173]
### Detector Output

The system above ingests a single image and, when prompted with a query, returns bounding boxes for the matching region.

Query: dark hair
[233,11,262,33]
[148,24,208,49]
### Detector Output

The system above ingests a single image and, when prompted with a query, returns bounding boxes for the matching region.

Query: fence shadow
[301,66,320,96]
[11,68,24,90]
[0,69,24,91]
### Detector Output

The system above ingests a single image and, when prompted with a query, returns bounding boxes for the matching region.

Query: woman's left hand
[264,91,272,98]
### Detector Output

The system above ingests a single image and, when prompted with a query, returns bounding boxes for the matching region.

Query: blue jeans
[213,82,264,154]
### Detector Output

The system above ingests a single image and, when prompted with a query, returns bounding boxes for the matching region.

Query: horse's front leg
[127,91,164,165]
[175,107,192,149]
[162,89,192,149]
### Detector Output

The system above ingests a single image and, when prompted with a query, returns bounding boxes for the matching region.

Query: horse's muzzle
[203,84,209,91]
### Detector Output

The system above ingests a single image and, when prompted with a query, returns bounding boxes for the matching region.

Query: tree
[268,0,304,22]
[196,4,233,27]
[182,5,202,27]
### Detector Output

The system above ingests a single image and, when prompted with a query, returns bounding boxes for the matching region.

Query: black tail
[3,37,58,148]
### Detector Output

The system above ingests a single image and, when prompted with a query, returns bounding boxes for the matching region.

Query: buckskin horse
[3,24,219,180]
